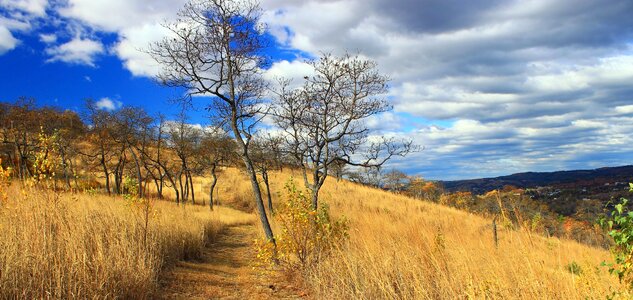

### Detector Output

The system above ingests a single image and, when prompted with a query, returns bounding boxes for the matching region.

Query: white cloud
[39,33,56,43]
[45,36,104,66]
[59,0,186,31]
[29,0,633,178]
[0,0,47,56]
[95,97,122,111]
[114,23,171,77]
[57,0,187,75]
[0,26,19,54]
[0,0,48,16]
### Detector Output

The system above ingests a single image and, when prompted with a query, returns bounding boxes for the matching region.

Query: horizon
[2,0,633,180]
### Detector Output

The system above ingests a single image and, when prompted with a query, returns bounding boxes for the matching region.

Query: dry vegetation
[0,182,254,299]
[220,169,625,299]
[0,166,625,299]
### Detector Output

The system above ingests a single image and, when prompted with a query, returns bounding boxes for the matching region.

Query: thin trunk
[60,149,71,189]
[129,147,143,198]
[231,125,275,243]
[209,164,217,210]
[178,170,186,201]
[69,158,79,190]
[262,169,273,214]
[188,171,195,205]
[100,148,110,195]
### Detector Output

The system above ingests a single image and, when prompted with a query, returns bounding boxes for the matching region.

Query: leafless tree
[384,169,409,192]
[199,128,236,210]
[251,133,284,214]
[274,53,415,209]
[168,108,200,204]
[148,0,276,242]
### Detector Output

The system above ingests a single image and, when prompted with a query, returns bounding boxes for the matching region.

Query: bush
[600,184,633,291]
[256,178,348,270]
[566,261,583,275]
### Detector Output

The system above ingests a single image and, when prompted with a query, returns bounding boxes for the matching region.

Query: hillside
[1,169,624,299]
[442,165,633,194]
[208,168,623,299]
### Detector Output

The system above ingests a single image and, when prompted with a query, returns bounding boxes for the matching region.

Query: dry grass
[0,183,254,299]
[219,169,624,299]
[1,167,623,299]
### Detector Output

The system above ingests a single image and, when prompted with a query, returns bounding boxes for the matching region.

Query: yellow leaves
[0,159,9,204]
[254,178,348,270]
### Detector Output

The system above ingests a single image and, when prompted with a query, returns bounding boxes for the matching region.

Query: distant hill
[441,165,633,194]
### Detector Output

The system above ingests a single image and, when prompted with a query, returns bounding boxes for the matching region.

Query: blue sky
[2,0,633,180]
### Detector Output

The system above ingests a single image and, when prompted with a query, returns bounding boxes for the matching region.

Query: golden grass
[0,183,254,299]
[221,169,625,299]
[2,167,623,299]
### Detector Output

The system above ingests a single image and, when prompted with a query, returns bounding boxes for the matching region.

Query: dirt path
[159,223,308,299]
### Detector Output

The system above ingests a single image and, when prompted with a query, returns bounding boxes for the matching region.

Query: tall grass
[223,169,624,299]
[0,183,253,299]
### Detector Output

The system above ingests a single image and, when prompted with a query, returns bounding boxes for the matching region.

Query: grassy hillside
[0,168,625,299]
[215,168,624,299]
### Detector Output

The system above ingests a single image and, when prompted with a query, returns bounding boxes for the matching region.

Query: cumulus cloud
[95,97,122,111]
[45,36,104,66]
[256,0,633,178]
[0,0,47,55]
[1,0,48,16]
[39,33,56,43]
[58,0,187,75]
[0,26,18,54]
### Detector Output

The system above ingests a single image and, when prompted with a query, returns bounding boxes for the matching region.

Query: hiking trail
[159,223,308,299]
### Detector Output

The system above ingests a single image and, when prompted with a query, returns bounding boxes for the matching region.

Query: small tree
[199,128,236,210]
[274,53,415,210]
[251,134,284,214]
[383,169,409,191]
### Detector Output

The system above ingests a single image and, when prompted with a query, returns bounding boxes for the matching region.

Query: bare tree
[274,53,415,210]
[384,169,409,192]
[251,134,284,214]
[199,128,236,210]
[82,101,117,195]
[148,0,276,242]
[168,108,200,204]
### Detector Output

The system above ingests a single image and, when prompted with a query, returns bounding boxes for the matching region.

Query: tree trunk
[188,171,195,205]
[209,164,217,211]
[178,170,186,201]
[231,122,275,243]
[129,148,143,198]
[100,150,110,195]
[262,169,273,214]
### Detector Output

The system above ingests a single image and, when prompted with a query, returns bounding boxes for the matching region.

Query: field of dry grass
[213,169,625,299]
[0,182,254,299]
[0,167,625,299]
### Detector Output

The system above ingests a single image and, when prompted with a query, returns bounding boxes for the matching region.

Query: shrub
[566,261,583,275]
[600,184,633,291]
[256,178,348,270]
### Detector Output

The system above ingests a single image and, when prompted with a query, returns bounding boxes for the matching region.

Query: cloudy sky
[1,0,633,180]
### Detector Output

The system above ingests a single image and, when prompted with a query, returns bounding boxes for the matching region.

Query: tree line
[0,98,249,207]
[146,0,415,244]
[0,0,415,247]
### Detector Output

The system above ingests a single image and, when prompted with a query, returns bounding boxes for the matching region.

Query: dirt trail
[159,223,307,299]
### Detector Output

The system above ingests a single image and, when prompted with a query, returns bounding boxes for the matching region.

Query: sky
[1,0,633,180]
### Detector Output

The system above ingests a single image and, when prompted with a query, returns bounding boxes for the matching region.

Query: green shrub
[566,261,583,275]
[600,184,633,291]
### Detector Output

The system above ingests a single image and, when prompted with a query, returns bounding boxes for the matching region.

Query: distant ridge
[441,165,633,194]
